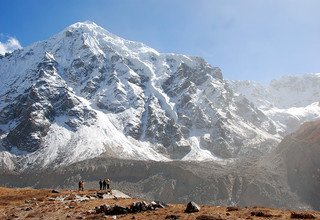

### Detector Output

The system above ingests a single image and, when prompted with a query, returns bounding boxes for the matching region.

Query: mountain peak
[76,20,98,26]
[66,20,107,33]
[57,21,160,58]
[63,20,112,36]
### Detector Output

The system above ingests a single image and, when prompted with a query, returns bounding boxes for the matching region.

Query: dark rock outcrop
[95,200,166,215]
[185,201,201,213]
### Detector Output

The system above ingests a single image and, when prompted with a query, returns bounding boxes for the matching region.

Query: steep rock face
[1,53,93,152]
[0,21,280,170]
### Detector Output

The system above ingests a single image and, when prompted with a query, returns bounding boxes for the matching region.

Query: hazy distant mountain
[0,21,280,171]
[228,74,320,134]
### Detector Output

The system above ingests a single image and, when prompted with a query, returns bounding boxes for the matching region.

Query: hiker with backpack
[106,178,111,190]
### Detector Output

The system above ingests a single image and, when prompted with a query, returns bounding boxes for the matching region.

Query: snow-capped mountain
[0,21,280,171]
[228,74,320,134]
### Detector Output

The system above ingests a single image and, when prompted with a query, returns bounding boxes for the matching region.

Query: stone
[25,200,32,204]
[290,212,315,219]
[185,201,201,213]
[226,206,239,212]
[151,201,167,209]
[250,211,272,218]
[96,192,104,199]
[51,189,60,193]
[130,201,148,213]
[95,204,111,214]
[106,205,129,215]
[165,214,180,220]
[65,194,77,200]
[196,215,224,220]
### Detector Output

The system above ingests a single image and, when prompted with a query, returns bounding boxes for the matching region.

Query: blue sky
[1,0,319,82]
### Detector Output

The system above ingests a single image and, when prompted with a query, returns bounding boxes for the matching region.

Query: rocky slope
[261,120,320,210]
[0,21,280,171]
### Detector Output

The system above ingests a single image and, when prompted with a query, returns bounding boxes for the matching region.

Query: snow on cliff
[0,21,297,171]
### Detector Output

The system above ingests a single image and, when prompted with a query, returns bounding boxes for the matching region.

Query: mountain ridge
[228,74,320,134]
[1,21,320,171]
[0,21,281,171]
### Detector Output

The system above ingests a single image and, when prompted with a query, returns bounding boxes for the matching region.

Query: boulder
[151,201,167,209]
[106,205,129,215]
[291,212,315,219]
[130,201,148,212]
[96,200,166,215]
[250,211,272,217]
[185,201,201,213]
[95,204,111,214]
[226,206,239,212]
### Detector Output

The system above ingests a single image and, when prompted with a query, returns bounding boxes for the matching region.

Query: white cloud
[0,37,22,55]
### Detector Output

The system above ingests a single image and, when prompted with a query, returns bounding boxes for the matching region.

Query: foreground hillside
[1,187,319,220]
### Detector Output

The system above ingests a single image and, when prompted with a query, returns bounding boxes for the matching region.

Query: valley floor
[0,187,319,220]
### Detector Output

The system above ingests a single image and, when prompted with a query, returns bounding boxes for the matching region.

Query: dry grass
[0,187,320,219]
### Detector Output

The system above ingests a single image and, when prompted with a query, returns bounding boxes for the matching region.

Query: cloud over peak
[0,36,22,55]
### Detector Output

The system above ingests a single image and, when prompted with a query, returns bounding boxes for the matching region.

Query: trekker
[99,179,103,190]
[79,180,84,191]
[103,179,107,190]
[106,178,111,190]
[78,180,82,191]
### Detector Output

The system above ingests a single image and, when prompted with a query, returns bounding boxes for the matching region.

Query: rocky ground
[1,187,319,220]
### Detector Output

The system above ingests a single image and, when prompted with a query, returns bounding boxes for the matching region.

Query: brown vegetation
[0,187,319,219]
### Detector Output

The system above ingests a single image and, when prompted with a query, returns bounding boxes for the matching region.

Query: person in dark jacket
[106,179,111,190]
[78,180,84,191]
[99,179,103,190]
[103,179,107,190]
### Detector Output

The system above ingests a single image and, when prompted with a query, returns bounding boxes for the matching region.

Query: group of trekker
[78,178,111,191]
[99,178,111,191]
